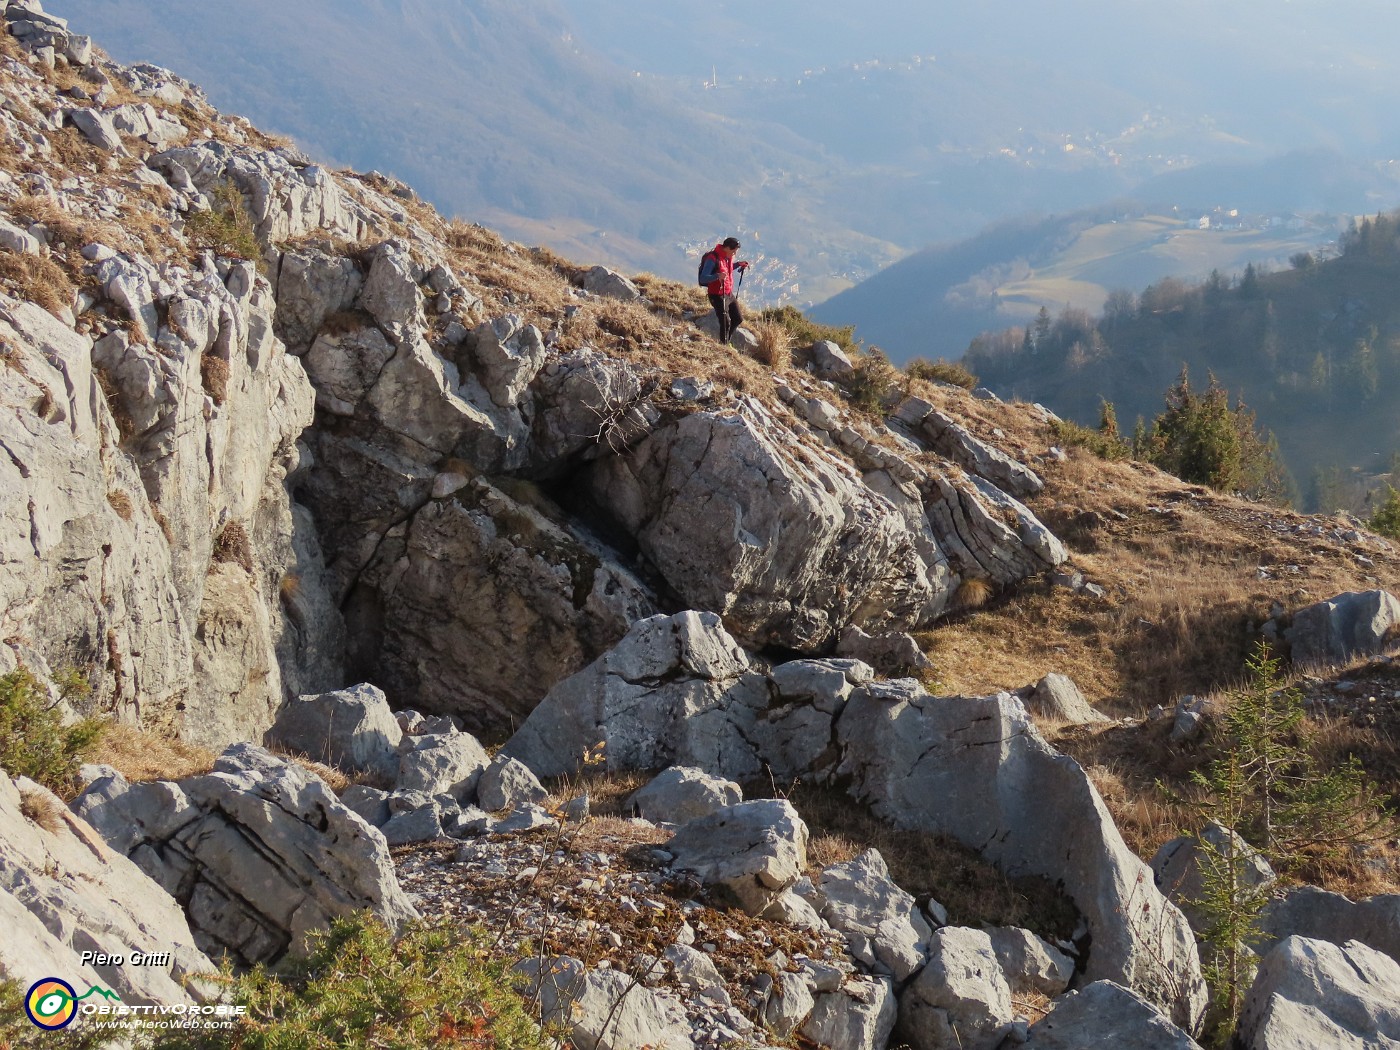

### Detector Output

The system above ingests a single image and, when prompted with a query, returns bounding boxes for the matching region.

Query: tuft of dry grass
[750,318,793,371]
[543,768,651,818]
[91,722,217,782]
[0,251,73,317]
[270,749,352,793]
[19,789,65,834]
[953,577,994,611]
[212,520,255,574]
[633,271,709,320]
[201,354,229,405]
[150,504,174,543]
[106,489,133,521]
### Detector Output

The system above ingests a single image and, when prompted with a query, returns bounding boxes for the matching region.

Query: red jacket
[701,245,736,296]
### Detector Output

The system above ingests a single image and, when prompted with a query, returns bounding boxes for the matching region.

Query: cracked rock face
[502,611,769,778]
[0,773,214,1009]
[72,744,418,967]
[0,267,323,745]
[834,689,1206,1029]
[585,397,942,651]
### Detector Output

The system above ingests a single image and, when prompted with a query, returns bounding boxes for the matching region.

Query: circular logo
[25,978,77,1030]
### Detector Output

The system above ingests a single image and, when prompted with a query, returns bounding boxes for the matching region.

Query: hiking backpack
[697,251,718,288]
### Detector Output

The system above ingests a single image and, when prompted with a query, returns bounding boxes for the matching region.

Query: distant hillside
[811,196,1346,362]
[962,213,1400,502]
[55,0,900,297]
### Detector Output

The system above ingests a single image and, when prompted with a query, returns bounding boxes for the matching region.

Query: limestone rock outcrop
[1028,981,1203,1049]
[0,773,214,1009]
[1238,936,1400,1050]
[72,744,418,967]
[835,688,1205,1028]
[667,800,809,915]
[1259,887,1400,967]
[1285,590,1400,668]
[504,620,1206,1029]
[896,927,1014,1050]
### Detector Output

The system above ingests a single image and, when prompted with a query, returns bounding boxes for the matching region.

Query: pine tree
[1187,643,1394,1039]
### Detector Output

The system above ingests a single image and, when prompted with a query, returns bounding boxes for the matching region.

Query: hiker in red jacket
[698,237,749,344]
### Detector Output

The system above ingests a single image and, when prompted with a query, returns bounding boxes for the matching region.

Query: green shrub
[0,668,104,795]
[906,356,978,390]
[1369,484,1400,540]
[184,181,265,271]
[846,348,901,415]
[1187,643,1394,1039]
[1049,416,1130,461]
[758,304,860,353]
[154,914,549,1050]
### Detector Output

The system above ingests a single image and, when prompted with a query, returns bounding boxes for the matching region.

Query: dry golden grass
[953,577,994,611]
[201,354,229,405]
[93,722,217,782]
[544,768,651,818]
[270,749,352,793]
[928,447,1400,718]
[633,271,709,320]
[42,125,102,178]
[750,318,793,371]
[19,789,65,833]
[212,520,255,574]
[106,489,134,521]
[0,251,73,317]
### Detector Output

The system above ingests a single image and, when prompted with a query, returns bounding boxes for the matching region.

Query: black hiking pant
[708,293,742,343]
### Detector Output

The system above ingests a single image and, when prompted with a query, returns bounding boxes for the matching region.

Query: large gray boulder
[357,239,423,327]
[834,688,1206,1029]
[897,927,1014,1050]
[476,755,549,812]
[800,977,898,1050]
[502,611,771,779]
[984,926,1075,999]
[267,682,403,779]
[628,766,743,825]
[1238,936,1400,1050]
[835,626,934,677]
[467,314,548,407]
[811,339,856,381]
[1027,981,1203,1049]
[272,246,364,352]
[1026,673,1109,725]
[72,744,418,967]
[581,265,641,301]
[396,731,491,801]
[814,848,932,982]
[1285,590,1400,667]
[518,956,696,1050]
[584,398,947,650]
[667,799,808,915]
[1,773,214,1009]
[1259,887,1400,967]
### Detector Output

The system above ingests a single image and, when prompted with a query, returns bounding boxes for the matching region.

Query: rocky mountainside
[3,3,1400,1048]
